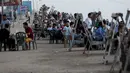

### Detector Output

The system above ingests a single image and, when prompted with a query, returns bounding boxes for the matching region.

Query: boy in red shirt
[23,22,33,49]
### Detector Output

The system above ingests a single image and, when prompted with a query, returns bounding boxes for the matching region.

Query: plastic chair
[15,32,26,51]
[28,34,37,50]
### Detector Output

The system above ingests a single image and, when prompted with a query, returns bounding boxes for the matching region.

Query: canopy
[0,0,22,6]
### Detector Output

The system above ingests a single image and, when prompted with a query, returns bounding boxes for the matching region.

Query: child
[23,22,33,49]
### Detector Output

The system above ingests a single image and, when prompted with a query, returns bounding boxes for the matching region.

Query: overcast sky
[28,0,130,20]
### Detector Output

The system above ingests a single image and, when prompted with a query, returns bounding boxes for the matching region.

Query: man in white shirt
[85,13,92,31]
[26,10,31,23]
[28,11,30,17]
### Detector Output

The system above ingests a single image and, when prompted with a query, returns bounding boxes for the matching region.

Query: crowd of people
[33,9,114,52]
[32,4,130,73]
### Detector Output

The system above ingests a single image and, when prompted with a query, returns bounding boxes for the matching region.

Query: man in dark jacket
[0,24,10,51]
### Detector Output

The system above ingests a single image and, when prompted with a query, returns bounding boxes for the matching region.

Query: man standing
[68,22,74,52]
[14,11,17,21]
[83,13,92,53]
[1,14,11,29]
[85,13,92,31]
[0,24,10,51]
[63,20,69,48]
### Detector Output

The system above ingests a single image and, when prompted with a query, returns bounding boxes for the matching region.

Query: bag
[25,38,32,43]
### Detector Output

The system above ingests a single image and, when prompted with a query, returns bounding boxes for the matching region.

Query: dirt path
[0,40,119,73]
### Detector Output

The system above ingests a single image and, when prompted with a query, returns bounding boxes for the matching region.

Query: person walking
[63,20,69,48]
[68,22,74,52]
[26,10,31,23]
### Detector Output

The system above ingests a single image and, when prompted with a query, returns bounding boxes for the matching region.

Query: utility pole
[32,0,35,22]
[1,0,4,29]
[1,0,3,14]
[19,1,22,20]
[31,0,35,14]
[11,6,14,27]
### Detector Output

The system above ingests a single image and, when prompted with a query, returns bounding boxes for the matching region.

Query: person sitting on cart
[52,23,58,31]
[93,21,105,41]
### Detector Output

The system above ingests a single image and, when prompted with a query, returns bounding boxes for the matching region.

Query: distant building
[17,1,32,15]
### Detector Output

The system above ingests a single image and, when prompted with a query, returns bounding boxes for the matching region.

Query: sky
[26,0,130,20]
